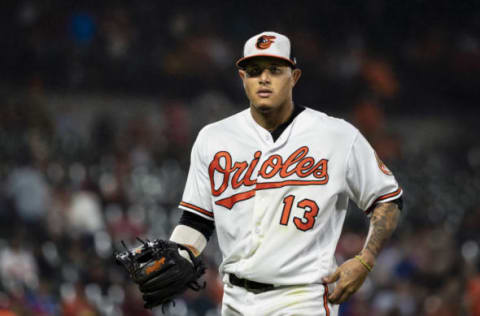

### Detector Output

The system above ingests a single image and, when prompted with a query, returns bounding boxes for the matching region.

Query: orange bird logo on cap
[256,35,276,49]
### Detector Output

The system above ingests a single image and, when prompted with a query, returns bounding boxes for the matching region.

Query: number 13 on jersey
[279,195,319,231]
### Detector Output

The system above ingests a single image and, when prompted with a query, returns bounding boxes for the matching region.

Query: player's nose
[259,69,271,84]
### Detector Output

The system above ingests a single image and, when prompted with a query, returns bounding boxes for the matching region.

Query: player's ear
[238,69,246,81]
[238,69,247,90]
[291,68,302,87]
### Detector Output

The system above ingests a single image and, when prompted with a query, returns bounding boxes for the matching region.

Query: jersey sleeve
[178,129,214,221]
[345,131,403,215]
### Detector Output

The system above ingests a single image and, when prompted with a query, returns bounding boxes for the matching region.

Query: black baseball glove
[115,238,205,310]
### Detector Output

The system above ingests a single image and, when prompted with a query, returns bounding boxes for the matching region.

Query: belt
[229,274,274,294]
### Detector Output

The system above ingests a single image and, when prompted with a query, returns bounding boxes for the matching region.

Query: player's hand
[322,256,370,304]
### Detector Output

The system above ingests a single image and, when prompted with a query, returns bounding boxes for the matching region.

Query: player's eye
[245,67,262,77]
[268,65,282,74]
[245,65,284,77]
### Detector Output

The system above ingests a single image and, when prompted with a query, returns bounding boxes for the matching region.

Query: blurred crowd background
[1,1,479,315]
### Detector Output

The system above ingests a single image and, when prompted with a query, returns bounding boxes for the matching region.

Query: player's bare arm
[360,202,401,266]
[323,202,401,304]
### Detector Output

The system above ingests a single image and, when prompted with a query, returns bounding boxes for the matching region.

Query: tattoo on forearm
[362,203,400,258]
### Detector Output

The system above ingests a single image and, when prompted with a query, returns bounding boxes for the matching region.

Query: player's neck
[250,101,294,132]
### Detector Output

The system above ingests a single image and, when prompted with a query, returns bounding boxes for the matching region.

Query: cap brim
[236,54,296,68]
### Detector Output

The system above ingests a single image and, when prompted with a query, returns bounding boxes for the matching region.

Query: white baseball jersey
[178,107,402,286]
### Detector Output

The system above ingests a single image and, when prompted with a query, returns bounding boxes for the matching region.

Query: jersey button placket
[252,194,263,239]
[251,155,267,246]
[253,188,268,240]
[262,131,272,146]
[252,132,272,243]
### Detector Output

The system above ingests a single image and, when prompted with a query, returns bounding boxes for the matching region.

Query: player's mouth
[257,89,273,98]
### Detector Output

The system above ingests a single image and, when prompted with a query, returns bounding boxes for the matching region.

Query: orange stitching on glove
[146,257,166,275]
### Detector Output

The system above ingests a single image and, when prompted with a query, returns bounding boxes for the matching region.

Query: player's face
[238,57,301,114]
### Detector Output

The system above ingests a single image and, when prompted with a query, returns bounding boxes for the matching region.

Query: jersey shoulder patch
[374,151,393,176]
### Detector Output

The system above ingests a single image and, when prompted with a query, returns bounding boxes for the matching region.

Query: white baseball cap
[236,31,297,68]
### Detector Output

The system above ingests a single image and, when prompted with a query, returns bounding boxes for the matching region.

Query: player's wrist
[170,225,207,256]
[357,251,376,270]
[182,244,200,257]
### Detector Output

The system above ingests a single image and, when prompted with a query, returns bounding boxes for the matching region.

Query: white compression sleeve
[170,224,208,256]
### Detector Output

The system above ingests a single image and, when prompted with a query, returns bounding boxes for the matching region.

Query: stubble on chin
[251,103,275,114]
[252,102,274,114]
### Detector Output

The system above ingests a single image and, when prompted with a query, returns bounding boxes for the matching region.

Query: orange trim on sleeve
[365,188,403,214]
[179,201,214,218]
[374,188,402,203]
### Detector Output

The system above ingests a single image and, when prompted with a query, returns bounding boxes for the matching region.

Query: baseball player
[169,31,403,315]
